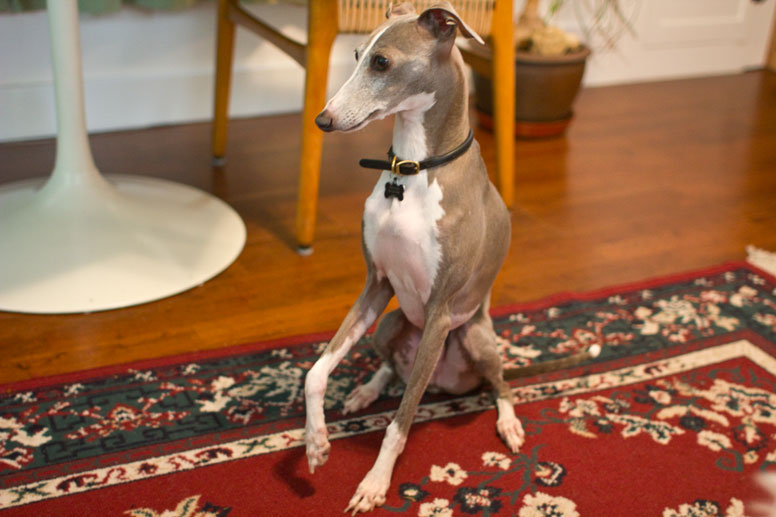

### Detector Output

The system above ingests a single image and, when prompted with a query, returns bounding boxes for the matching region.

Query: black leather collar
[359,129,474,176]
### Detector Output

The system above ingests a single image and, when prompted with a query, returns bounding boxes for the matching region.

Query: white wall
[0,2,356,142]
[556,0,776,86]
[0,0,774,142]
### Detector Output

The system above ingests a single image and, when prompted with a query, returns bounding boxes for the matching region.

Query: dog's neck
[392,53,470,163]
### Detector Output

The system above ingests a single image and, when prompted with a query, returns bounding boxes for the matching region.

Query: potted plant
[465,0,636,138]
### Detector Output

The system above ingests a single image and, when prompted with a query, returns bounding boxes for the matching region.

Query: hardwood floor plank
[1,71,775,384]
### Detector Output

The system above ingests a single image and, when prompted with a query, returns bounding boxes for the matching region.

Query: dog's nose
[315,111,334,132]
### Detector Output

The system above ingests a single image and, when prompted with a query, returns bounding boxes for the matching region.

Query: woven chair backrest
[337,0,496,36]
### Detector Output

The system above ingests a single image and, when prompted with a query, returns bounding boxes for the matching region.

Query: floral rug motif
[1,262,776,515]
[379,339,774,516]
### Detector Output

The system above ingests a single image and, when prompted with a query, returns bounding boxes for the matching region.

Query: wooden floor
[2,71,775,384]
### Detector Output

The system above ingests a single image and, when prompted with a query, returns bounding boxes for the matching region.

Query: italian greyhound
[304,3,599,513]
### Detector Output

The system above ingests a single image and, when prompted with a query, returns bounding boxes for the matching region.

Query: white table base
[0,175,245,314]
[0,0,246,314]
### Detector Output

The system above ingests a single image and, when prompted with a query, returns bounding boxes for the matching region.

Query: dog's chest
[363,172,445,328]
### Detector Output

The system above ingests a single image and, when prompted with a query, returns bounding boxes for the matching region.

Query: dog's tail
[503,344,601,380]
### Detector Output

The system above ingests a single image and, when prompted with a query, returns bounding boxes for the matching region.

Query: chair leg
[212,0,236,165]
[490,1,515,208]
[295,0,338,252]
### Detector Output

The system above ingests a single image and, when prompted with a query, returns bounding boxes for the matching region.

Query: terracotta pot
[472,46,590,138]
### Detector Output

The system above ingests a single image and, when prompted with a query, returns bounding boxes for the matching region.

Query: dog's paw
[345,472,390,515]
[497,416,525,454]
[305,425,331,474]
[343,384,379,415]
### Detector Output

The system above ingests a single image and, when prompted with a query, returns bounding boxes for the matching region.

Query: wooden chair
[212,0,514,252]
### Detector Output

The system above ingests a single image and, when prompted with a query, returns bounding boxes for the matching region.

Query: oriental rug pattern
[2,262,776,515]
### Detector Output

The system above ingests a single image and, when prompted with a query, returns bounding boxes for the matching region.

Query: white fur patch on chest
[363,171,444,328]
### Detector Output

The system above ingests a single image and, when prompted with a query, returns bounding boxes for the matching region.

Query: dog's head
[315,2,483,133]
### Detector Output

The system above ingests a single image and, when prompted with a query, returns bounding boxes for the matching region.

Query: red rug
[3,262,776,516]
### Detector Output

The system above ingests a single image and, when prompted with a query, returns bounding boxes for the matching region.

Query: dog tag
[384,180,404,201]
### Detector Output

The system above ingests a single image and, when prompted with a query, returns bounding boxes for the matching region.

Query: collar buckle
[391,156,420,176]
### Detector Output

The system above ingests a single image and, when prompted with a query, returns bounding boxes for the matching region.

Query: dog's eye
[354,49,359,62]
[370,54,390,72]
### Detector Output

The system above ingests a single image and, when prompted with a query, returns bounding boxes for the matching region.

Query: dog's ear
[386,2,416,19]
[417,2,485,46]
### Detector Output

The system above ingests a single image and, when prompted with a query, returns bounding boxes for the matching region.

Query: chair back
[338,0,496,36]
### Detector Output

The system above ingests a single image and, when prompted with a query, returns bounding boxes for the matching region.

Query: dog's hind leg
[343,309,413,414]
[343,363,394,415]
[458,310,525,454]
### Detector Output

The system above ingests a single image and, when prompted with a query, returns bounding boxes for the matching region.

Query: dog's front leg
[346,307,451,515]
[305,275,393,473]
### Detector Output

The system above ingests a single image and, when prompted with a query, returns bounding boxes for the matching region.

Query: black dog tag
[384,180,404,201]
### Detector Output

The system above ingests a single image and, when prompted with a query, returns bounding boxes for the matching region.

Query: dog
[304,3,598,513]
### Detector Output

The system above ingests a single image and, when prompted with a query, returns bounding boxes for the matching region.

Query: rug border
[2,260,772,394]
